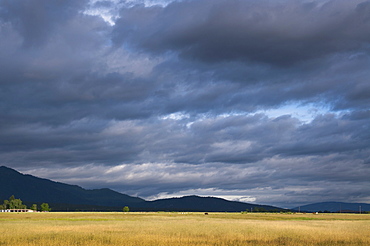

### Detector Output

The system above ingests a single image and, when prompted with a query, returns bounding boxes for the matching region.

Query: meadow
[0,212,369,246]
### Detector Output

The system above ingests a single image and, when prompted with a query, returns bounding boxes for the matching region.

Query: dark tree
[31,204,38,211]
[40,203,51,212]
[2,195,26,209]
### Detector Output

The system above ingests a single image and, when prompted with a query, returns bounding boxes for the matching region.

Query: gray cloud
[0,0,369,208]
[111,0,370,113]
[113,0,370,65]
[0,0,90,48]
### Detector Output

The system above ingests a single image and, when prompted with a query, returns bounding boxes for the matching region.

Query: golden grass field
[0,212,369,246]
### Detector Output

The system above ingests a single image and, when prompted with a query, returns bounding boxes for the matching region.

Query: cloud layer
[0,0,369,207]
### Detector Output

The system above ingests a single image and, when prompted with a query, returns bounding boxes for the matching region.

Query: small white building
[1,209,35,212]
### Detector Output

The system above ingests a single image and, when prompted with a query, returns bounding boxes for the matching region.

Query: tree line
[0,195,51,212]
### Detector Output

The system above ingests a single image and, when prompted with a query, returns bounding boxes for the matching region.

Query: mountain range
[0,166,284,212]
[292,202,370,213]
[1,166,368,212]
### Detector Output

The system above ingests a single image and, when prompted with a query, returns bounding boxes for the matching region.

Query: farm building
[0,209,35,212]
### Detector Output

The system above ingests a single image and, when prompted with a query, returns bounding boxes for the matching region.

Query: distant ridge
[292,202,370,213]
[145,195,283,212]
[0,166,144,208]
[0,166,286,212]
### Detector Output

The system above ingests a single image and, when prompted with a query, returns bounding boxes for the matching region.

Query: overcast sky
[1,0,369,208]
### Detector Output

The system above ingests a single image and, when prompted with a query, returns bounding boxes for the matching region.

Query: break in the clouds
[0,0,369,208]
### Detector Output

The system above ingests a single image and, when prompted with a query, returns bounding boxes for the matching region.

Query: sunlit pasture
[0,212,369,246]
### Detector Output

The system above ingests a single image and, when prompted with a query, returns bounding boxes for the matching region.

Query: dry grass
[0,212,369,245]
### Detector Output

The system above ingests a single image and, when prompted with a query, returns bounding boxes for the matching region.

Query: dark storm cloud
[113,0,370,66]
[0,0,89,47]
[111,0,370,113]
[0,0,369,207]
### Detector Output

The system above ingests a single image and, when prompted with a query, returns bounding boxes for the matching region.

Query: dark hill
[292,202,370,213]
[0,166,144,207]
[0,166,286,212]
[144,195,285,212]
